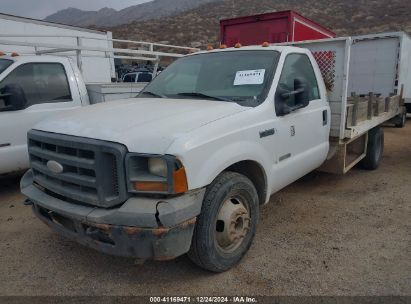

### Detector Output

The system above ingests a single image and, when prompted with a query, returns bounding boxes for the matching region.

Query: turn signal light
[11,52,19,57]
[262,42,270,47]
[234,42,242,48]
[132,166,188,194]
[0,51,5,56]
[173,167,188,194]
[220,44,227,49]
[134,181,168,192]
[207,44,214,51]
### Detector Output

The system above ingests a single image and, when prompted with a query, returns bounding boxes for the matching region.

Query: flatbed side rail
[345,92,403,139]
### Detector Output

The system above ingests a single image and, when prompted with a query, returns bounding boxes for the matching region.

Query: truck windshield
[0,59,12,74]
[139,50,280,107]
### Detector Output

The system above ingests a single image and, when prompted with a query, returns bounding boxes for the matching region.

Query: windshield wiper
[176,92,232,102]
[139,91,166,98]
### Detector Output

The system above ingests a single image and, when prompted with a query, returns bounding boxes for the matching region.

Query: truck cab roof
[191,45,307,56]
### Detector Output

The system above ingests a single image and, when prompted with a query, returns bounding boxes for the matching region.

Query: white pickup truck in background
[0,33,196,176]
[0,54,146,175]
[20,35,407,272]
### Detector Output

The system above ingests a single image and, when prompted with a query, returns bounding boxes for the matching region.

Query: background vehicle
[122,71,153,83]
[21,32,406,272]
[0,25,196,176]
[220,10,336,47]
[0,54,145,175]
[116,64,164,81]
[0,41,191,176]
[0,12,116,83]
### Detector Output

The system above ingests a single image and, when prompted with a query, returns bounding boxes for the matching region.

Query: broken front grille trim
[28,130,129,208]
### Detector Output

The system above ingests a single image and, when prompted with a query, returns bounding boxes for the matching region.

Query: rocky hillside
[105,0,411,49]
[44,0,222,27]
[45,7,117,27]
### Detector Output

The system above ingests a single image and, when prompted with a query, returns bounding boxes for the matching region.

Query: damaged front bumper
[21,170,205,260]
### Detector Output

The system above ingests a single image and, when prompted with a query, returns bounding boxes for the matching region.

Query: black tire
[359,127,384,170]
[188,171,259,272]
[394,111,406,128]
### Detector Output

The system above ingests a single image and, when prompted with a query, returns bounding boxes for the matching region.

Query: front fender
[176,139,272,195]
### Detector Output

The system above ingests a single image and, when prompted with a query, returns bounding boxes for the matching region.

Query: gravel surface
[0,122,410,296]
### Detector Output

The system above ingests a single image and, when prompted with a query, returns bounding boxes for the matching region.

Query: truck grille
[28,130,128,208]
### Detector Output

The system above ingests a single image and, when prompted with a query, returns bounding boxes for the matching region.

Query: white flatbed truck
[20,34,407,272]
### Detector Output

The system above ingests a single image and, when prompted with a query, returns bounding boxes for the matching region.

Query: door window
[0,62,72,110]
[276,53,320,108]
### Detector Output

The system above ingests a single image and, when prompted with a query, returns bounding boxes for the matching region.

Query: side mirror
[275,78,310,116]
[0,84,27,112]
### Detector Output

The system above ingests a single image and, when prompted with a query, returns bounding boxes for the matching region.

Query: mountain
[44,0,223,27]
[45,7,116,27]
[106,0,411,49]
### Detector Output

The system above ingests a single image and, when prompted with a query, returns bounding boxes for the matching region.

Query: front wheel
[188,172,259,272]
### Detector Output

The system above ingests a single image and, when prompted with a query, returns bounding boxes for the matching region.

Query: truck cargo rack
[0,34,199,77]
[275,32,409,174]
[275,32,408,140]
[345,92,403,139]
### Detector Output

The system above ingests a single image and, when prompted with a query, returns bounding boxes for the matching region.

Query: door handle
[322,110,328,126]
[0,143,11,148]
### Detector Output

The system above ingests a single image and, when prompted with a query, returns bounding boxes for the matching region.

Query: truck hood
[34,98,247,153]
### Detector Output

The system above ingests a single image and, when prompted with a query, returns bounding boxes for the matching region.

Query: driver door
[271,52,330,191]
[0,60,82,174]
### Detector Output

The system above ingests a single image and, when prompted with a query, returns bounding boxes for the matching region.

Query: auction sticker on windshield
[234,69,265,86]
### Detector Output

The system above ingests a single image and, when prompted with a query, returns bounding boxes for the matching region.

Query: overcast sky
[1,0,152,20]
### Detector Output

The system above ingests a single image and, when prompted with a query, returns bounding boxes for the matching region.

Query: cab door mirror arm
[280,87,304,99]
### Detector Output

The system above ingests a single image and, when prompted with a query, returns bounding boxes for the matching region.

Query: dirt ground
[0,121,410,296]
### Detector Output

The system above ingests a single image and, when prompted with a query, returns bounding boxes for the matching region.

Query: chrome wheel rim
[215,196,250,253]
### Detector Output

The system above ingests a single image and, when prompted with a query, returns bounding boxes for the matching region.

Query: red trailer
[220,10,336,47]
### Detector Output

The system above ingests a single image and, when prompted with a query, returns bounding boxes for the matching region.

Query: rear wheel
[359,127,384,170]
[394,111,406,128]
[188,172,259,272]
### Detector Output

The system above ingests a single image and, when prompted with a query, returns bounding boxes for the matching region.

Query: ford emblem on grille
[46,160,64,174]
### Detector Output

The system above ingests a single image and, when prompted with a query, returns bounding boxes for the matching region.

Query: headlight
[126,154,188,195]
[148,157,168,178]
